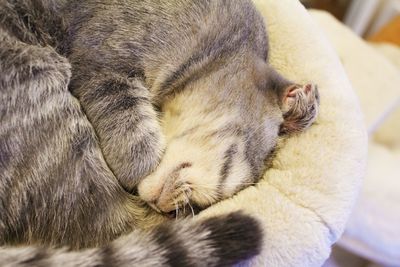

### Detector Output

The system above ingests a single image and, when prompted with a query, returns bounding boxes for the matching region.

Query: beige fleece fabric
[310,10,400,266]
[197,1,368,266]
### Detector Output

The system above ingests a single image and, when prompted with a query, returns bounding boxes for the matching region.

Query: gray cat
[0,0,319,266]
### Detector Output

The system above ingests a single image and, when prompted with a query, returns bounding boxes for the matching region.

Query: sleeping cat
[0,0,319,266]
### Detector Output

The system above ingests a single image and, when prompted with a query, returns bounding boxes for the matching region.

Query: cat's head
[137,60,291,218]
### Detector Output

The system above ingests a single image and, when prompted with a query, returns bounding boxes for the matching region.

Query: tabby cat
[0,0,319,266]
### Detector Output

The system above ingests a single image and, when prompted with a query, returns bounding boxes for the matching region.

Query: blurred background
[302,0,400,42]
[299,1,400,267]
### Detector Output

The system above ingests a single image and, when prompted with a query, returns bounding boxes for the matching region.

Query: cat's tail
[0,212,262,267]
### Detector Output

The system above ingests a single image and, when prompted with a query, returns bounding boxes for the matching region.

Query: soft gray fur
[0,0,319,266]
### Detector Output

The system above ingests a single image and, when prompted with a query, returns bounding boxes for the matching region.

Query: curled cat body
[0,0,319,266]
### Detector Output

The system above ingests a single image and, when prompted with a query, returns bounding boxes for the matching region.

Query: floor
[323,246,389,267]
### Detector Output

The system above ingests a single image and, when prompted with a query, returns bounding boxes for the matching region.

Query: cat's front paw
[78,76,167,192]
[280,83,320,134]
[104,123,166,193]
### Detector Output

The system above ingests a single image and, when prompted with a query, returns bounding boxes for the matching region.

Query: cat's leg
[279,83,320,134]
[71,74,165,192]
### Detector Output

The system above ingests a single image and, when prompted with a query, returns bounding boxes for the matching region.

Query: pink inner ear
[286,84,313,99]
[285,84,300,98]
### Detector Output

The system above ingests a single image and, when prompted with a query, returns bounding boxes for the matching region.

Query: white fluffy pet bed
[310,10,400,266]
[195,1,367,266]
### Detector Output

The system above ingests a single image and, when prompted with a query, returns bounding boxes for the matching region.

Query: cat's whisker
[174,187,188,217]
[181,187,195,218]
[188,201,195,218]
[196,182,258,185]
[193,182,258,189]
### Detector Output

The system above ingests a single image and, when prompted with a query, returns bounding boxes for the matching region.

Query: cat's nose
[141,185,176,214]
[154,194,176,214]
[138,161,193,213]
[138,176,180,214]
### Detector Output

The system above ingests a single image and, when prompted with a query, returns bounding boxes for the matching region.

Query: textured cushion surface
[310,10,400,266]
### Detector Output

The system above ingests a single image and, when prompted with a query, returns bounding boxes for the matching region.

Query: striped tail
[0,212,262,267]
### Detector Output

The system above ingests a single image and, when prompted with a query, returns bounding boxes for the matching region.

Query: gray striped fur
[0,0,319,265]
[0,213,261,267]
